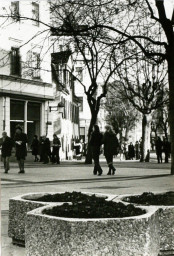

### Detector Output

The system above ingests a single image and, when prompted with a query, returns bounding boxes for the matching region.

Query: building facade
[0,1,80,159]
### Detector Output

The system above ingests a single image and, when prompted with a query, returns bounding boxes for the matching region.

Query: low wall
[8,192,116,245]
[115,193,174,253]
[25,205,160,256]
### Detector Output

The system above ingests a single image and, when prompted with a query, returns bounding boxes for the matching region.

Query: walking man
[103,125,119,175]
[155,136,163,163]
[14,125,28,173]
[0,131,13,173]
[90,125,103,176]
[52,134,61,164]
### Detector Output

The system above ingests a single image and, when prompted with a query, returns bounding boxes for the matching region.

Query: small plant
[123,191,174,206]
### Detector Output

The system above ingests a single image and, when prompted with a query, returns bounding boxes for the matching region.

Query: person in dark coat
[90,125,103,176]
[128,142,135,160]
[135,141,140,160]
[14,125,28,173]
[42,135,51,164]
[0,131,13,173]
[52,134,61,164]
[163,138,171,163]
[31,135,39,162]
[155,136,163,163]
[103,125,119,175]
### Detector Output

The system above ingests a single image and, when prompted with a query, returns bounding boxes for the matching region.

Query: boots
[107,167,112,175]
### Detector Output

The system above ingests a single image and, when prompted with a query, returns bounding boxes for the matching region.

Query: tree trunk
[168,36,174,175]
[140,114,151,162]
[85,111,98,164]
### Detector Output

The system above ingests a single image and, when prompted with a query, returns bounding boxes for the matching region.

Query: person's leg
[5,157,10,172]
[105,155,112,175]
[19,159,25,173]
[2,157,8,173]
[56,149,60,164]
[95,154,102,175]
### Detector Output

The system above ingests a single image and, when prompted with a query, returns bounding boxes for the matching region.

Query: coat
[31,139,39,155]
[0,136,13,157]
[14,133,28,159]
[103,131,119,157]
[90,131,103,157]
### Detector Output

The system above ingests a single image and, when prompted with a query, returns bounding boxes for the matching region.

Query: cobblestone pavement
[1,157,174,256]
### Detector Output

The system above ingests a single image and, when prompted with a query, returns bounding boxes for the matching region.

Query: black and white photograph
[0,0,174,255]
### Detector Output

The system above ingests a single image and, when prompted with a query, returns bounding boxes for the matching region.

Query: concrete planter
[8,192,115,246]
[115,193,174,255]
[25,204,160,256]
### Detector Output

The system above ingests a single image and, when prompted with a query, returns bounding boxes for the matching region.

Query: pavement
[1,155,174,256]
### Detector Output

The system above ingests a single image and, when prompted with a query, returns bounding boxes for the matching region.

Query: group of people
[0,125,61,174]
[0,126,27,174]
[155,136,171,163]
[31,134,61,165]
[90,124,119,176]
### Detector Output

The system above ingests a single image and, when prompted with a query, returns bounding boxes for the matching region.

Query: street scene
[0,0,174,255]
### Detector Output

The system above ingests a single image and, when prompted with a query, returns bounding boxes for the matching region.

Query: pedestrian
[163,137,171,163]
[123,142,128,160]
[42,135,51,164]
[52,134,61,164]
[128,142,135,160]
[119,143,124,161]
[103,125,119,175]
[31,135,39,162]
[135,141,140,160]
[155,136,163,163]
[14,125,28,174]
[0,131,13,173]
[90,124,103,176]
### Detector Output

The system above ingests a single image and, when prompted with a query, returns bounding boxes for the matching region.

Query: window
[11,1,20,21]
[76,67,83,81]
[78,97,83,112]
[32,2,39,26]
[32,52,40,79]
[10,47,21,76]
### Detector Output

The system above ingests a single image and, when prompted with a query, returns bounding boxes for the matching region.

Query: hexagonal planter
[8,192,115,246]
[25,204,160,256]
[115,192,174,255]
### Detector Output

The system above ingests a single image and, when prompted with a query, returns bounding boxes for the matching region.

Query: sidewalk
[1,159,174,256]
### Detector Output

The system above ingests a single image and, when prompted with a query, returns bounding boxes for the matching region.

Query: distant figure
[128,142,135,160]
[135,141,140,160]
[163,138,171,163]
[123,143,128,160]
[155,136,163,163]
[31,135,39,162]
[52,134,61,164]
[39,136,44,162]
[145,150,150,162]
[119,143,124,161]
[103,125,119,175]
[90,125,103,176]
[0,131,13,173]
[14,125,28,173]
[42,135,51,164]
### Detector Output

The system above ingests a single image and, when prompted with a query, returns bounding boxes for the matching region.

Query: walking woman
[52,134,61,164]
[0,131,13,173]
[90,125,103,176]
[103,125,119,175]
[31,135,39,162]
[14,125,28,174]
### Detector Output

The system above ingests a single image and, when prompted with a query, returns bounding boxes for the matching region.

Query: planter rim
[10,191,117,203]
[116,192,174,208]
[27,204,156,222]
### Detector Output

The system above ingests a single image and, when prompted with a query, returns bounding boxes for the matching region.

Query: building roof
[51,50,72,64]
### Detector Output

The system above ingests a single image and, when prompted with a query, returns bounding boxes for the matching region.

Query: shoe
[93,172,97,175]
[112,168,116,175]
[18,170,25,174]
[4,171,8,174]
[98,172,102,176]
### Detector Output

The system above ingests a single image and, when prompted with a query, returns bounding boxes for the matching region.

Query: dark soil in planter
[43,197,146,218]
[26,192,107,203]
[123,191,174,206]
